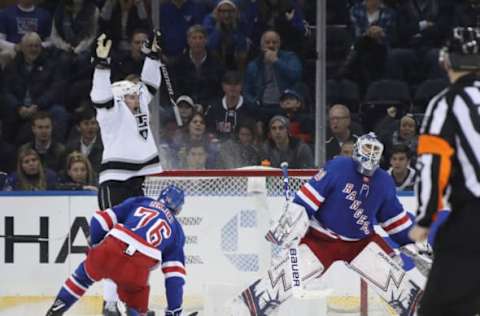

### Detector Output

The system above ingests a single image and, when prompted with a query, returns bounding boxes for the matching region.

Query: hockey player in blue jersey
[227,132,426,316]
[45,185,186,316]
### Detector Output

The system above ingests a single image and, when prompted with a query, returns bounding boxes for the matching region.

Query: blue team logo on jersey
[342,183,371,234]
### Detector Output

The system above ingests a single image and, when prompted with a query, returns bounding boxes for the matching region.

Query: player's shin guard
[349,242,425,316]
[47,262,95,315]
[227,244,324,316]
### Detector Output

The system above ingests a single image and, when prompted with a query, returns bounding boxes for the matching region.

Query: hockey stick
[0,235,49,241]
[159,62,183,127]
[280,162,304,298]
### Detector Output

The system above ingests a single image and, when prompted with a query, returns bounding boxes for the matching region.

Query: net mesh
[145,170,397,316]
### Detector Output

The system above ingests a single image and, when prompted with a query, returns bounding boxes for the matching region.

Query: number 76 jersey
[90,196,186,277]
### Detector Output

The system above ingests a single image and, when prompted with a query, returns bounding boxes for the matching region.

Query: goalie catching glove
[265,201,309,248]
[142,29,163,60]
[91,33,112,67]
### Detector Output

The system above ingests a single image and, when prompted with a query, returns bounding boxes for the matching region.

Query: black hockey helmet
[441,27,480,71]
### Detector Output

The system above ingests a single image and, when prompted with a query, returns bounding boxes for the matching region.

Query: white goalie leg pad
[265,202,309,248]
[228,244,324,316]
[348,242,425,316]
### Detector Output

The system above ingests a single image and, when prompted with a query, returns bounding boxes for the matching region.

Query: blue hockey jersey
[90,196,186,310]
[293,156,413,245]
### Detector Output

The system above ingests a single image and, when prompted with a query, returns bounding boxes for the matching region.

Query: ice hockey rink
[0,174,413,316]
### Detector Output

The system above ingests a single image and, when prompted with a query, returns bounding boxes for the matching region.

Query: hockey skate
[45,299,67,316]
[103,301,121,316]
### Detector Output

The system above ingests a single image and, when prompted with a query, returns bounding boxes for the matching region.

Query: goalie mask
[352,132,384,176]
[159,185,185,215]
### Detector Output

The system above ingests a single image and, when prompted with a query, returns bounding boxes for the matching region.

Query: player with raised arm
[227,132,426,316]
[91,32,165,315]
[45,185,186,316]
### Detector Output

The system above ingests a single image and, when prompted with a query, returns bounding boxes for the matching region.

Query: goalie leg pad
[349,241,425,316]
[236,244,324,316]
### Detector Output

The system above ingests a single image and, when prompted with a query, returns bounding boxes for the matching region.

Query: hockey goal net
[144,168,397,316]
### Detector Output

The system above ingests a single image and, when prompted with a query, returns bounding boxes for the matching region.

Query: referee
[409,27,480,316]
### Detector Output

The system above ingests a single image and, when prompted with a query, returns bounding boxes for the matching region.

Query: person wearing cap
[244,30,302,120]
[203,0,249,71]
[279,88,314,144]
[260,115,314,169]
[204,70,255,140]
[408,27,480,316]
[176,95,196,125]
[173,24,224,105]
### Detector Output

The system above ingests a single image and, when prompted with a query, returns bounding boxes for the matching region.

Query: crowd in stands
[0,0,475,192]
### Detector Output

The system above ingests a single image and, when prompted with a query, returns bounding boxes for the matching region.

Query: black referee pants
[97,176,145,209]
[418,204,480,316]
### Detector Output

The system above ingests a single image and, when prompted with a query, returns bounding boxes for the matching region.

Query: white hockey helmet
[112,80,141,100]
[352,132,384,176]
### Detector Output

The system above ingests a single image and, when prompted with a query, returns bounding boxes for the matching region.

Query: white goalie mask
[352,132,384,176]
[111,80,141,101]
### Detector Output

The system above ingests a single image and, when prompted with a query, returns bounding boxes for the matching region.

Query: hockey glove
[265,202,309,248]
[142,29,163,60]
[165,307,182,316]
[91,33,112,67]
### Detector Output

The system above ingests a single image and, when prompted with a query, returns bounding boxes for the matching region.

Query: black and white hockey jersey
[90,57,163,184]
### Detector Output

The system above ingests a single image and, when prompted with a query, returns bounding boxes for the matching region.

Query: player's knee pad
[236,244,324,316]
[349,241,425,316]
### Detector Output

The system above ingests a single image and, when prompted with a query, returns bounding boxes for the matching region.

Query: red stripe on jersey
[300,185,322,207]
[384,214,410,232]
[65,278,85,297]
[97,211,114,230]
[162,266,186,275]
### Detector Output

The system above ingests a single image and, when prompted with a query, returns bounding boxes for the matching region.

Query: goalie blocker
[226,133,427,316]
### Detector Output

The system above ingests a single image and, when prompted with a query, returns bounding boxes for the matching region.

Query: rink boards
[0,191,415,315]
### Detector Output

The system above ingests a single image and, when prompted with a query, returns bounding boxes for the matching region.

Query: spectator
[160,0,209,60]
[57,151,98,190]
[205,70,254,140]
[386,0,454,82]
[381,113,418,165]
[173,24,224,105]
[0,0,52,66]
[19,111,66,173]
[51,0,99,59]
[0,120,16,172]
[111,28,147,81]
[65,105,103,173]
[203,0,249,71]
[279,88,314,144]
[244,30,302,121]
[218,120,260,168]
[339,139,355,157]
[326,104,358,160]
[173,112,219,168]
[454,0,480,27]
[180,142,210,169]
[99,0,151,52]
[241,0,308,56]
[3,32,69,144]
[6,147,57,190]
[260,115,314,168]
[387,143,415,191]
[341,0,396,90]
[176,95,197,127]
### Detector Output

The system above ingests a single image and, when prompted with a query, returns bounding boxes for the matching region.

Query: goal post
[144,168,397,316]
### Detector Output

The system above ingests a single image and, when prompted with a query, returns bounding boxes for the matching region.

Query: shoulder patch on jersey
[313,169,326,181]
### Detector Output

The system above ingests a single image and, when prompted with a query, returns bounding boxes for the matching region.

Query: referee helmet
[440,27,480,71]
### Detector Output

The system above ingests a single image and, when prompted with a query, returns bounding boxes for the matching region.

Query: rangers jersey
[293,156,413,245]
[90,196,186,309]
[90,57,163,184]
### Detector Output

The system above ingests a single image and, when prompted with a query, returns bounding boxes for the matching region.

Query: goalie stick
[280,161,304,298]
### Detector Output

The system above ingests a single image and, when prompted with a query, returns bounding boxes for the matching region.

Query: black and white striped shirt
[416,73,480,227]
